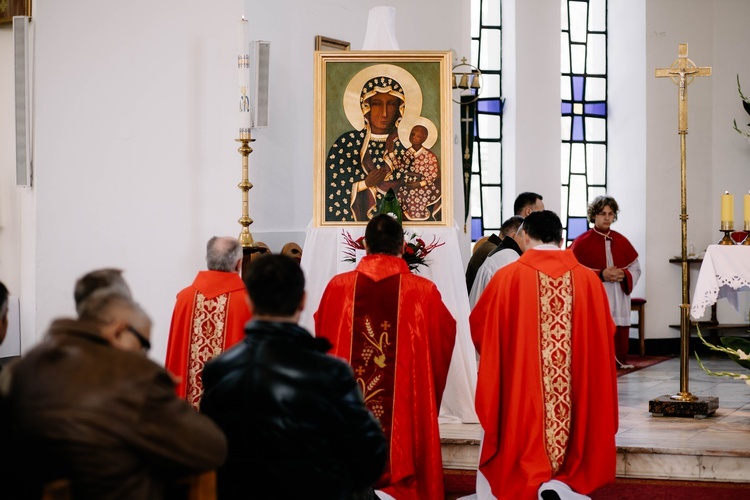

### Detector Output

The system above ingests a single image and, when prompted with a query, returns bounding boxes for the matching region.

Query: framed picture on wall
[0,0,31,25]
[313,51,453,227]
[314,36,351,52]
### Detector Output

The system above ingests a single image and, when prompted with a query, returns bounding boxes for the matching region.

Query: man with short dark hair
[469,216,525,308]
[165,236,252,408]
[201,255,386,499]
[513,191,545,217]
[470,210,618,499]
[3,288,227,499]
[466,192,544,293]
[315,214,456,500]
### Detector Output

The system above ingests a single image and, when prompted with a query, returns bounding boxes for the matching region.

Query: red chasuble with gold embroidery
[165,270,251,409]
[314,254,456,500]
[470,248,618,500]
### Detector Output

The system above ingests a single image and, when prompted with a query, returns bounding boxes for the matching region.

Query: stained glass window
[469,0,503,241]
[561,0,607,245]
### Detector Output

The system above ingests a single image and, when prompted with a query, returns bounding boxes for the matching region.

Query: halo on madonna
[343,64,423,131]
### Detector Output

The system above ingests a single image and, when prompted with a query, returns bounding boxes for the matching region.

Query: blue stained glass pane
[573,76,584,101]
[471,217,483,241]
[572,116,584,141]
[478,99,504,114]
[585,102,606,117]
[567,217,590,241]
[561,102,573,115]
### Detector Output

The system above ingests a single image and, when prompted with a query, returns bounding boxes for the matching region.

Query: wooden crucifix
[649,44,717,417]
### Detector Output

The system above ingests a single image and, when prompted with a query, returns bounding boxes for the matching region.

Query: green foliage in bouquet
[695,327,750,384]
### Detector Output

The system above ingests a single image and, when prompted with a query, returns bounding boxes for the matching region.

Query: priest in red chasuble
[314,214,456,500]
[165,236,251,409]
[470,211,618,500]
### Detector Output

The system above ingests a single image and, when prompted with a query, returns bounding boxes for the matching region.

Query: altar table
[299,223,479,424]
[690,244,750,321]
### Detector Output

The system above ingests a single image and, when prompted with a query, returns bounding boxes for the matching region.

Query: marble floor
[440,357,750,482]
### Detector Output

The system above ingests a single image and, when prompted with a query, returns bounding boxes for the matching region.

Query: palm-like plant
[732,74,750,139]
[695,327,750,384]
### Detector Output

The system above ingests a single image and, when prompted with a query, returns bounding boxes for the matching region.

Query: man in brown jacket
[3,287,227,499]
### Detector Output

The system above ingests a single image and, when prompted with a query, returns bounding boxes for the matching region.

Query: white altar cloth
[690,245,750,320]
[299,223,479,424]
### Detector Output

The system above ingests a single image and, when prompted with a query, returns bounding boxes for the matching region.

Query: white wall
[502,0,561,218]
[609,0,647,303]
[0,0,470,363]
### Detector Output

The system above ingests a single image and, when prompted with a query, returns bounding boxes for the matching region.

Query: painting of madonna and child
[313,52,454,226]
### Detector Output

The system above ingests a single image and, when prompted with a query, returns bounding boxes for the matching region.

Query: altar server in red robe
[165,236,251,409]
[570,195,641,367]
[471,210,618,500]
[314,214,456,500]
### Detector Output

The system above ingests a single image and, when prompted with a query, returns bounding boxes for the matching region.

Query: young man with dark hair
[201,255,386,500]
[469,216,525,308]
[466,192,544,293]
[471,210,618,500]
[513,191,545,217]
[315,214,456,500]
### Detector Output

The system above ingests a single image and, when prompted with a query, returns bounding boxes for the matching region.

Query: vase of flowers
[342,229,444,273]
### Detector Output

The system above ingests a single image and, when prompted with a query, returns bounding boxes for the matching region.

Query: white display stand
[299,222,478,424]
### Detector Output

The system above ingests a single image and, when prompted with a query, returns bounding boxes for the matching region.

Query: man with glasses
[1,287,227,499]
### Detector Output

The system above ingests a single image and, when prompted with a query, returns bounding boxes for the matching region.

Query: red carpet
[617,355,674,377]
[444,471,750,499]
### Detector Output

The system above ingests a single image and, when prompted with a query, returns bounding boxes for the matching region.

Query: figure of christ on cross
[655,43,711,133]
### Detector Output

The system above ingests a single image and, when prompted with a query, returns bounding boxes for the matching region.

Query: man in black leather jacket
[201,255,387,500]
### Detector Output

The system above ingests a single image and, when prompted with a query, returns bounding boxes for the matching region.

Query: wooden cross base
[649,395,718,419]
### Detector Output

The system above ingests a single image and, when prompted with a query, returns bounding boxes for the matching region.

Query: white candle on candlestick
[238,17,252,137]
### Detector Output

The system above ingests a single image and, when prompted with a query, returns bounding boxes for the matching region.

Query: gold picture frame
[0,0,31,25]
[314,35,351,52]
[313,51,453,227]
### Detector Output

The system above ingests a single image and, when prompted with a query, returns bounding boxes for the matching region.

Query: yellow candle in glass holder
[745,192,750,224]
[721,191,733,223]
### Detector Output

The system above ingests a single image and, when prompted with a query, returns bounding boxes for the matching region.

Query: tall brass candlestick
[236,135,256,248]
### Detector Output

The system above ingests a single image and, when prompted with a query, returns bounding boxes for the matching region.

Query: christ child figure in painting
[388,124,442,221]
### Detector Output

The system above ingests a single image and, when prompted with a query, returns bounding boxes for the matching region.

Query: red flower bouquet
[342,230,444,273]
